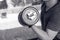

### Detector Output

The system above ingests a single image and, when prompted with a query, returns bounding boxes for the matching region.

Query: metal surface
[18,6,39,26]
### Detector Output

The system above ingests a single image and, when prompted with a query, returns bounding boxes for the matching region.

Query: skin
[31,0,59,40]
[43,0,58,11]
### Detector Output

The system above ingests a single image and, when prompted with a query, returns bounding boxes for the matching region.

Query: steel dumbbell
[18,6,39,26]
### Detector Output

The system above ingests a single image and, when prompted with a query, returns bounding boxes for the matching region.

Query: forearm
[31,25,52,40]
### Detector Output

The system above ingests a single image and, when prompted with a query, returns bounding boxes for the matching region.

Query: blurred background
[0,0,42,30]
[0,0,42,40]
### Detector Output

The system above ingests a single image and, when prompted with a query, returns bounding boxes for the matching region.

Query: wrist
[31,25,42,30]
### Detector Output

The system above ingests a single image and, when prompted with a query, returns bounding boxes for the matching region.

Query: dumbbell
[18,6,39,27]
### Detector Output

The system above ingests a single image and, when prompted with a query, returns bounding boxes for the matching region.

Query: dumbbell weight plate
[22,6,39,26]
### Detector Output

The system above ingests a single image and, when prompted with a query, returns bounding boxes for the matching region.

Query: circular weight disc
[22,6,39,25]
[18,12,27,26]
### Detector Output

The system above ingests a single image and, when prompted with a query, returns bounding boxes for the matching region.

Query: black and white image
[0,0,60,40]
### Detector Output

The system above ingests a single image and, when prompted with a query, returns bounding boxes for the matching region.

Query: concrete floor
[0,27,38,40]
